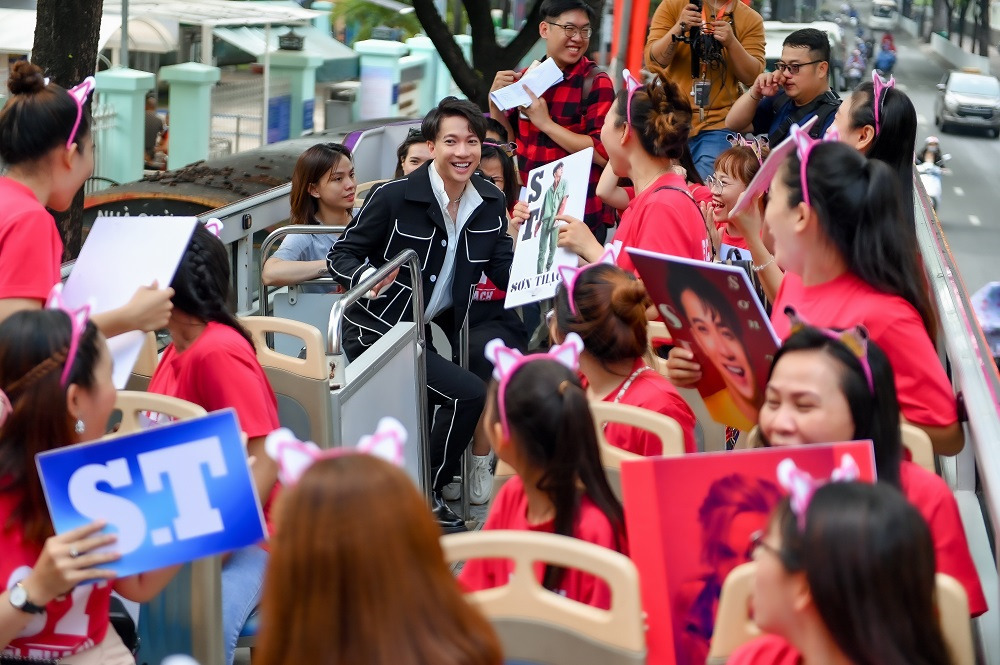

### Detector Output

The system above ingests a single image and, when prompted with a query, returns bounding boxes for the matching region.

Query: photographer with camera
[725,28,841,145]
[644,0,765,180]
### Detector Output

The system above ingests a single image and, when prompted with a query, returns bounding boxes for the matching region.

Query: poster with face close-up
[504,147,592,309]
[621,442,877,665]
[629,248,780,431]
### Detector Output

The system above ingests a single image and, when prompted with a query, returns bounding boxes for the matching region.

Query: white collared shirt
[424,162,483,320]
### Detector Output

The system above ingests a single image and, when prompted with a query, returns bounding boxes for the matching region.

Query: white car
[934,70,1000,138]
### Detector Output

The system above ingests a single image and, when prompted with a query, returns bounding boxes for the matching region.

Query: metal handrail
[327,248,430,495]
[327,249,425,356]
[914,172,1000,535]
[257,224,348,316]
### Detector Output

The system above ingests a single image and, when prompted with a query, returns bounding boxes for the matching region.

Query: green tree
[32,0,104,259]
[411,0,606,110]
[331,0,423,44]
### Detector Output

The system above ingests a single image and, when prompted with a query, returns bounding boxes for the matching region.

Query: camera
[672,0,726,77]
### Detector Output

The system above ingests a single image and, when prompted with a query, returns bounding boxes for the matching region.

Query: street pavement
[889,30,1000,295]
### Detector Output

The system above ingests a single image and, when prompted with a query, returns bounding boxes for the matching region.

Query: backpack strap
[579,61,601,117]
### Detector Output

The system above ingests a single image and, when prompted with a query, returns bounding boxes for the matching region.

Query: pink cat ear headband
[871,69,895,136]
[777,454,860,529]
[265,417,407,485]
[556,246,617,316]
[789,123,839,209]
[204,218,224,237]
[726,132,769,165]
[485,333,585,437]
[45,283,93,387]
[66,77,96,150]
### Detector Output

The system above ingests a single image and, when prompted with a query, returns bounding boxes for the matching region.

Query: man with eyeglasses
[725,28,841,145]
[489,0,615,243]
[645,0,765,180]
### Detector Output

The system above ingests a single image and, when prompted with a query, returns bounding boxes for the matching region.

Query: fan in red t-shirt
[668,134,961,456]
[459,334,628,609]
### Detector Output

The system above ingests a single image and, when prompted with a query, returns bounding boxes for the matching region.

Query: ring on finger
[69,547,80,559]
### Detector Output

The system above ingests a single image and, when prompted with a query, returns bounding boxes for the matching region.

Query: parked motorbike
[916,153,951,212]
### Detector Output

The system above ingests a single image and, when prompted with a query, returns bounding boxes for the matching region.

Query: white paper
[504,148,593,309]
[61,217,198,388]
[489,58,564,111]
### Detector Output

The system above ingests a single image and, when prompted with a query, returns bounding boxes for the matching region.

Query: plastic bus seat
[901,422,937,474]
[708,563,974,665]
[590,401,686,500]
[645,344,728,453]
[241,316,333,448]
[110,391,207,436]
[706,562,758,664]
[353,178,389,208]
[124,331,159,392]
[441,530,647,665]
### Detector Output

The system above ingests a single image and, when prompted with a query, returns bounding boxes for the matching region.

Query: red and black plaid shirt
[506,56,615,231]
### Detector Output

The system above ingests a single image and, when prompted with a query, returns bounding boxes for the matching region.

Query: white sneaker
[441,481,461,502]
[469,452,494,505]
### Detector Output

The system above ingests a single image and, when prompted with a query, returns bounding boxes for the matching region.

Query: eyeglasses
[773,59,824,75]
[546,21,593,39]
[483,140,517,157]
[705,174,734,191]
[66,76,97,150]
[750,530,782,559]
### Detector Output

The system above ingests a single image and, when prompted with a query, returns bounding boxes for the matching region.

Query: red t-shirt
[720,228,751,251]
[473,273,505,302]
[771,272,957,427]
[147,322,281,540]
[727,635,801,665]
[615,173,711,274]
[0,177,62,302]
[900,461,988,616]
[458,476,626,609]
[0,491,112,659]
[600,359,697,455]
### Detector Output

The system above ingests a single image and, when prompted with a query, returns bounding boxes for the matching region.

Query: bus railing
[914,171,1000,662]
[256,224,348,317]
[327,249,431,494]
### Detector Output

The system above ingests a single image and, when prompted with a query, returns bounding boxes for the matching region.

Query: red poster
[621,442,877,665]
[628,248,778,431]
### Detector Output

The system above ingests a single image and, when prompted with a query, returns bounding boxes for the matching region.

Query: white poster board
[504,148,591,308]
[62,216,197,388]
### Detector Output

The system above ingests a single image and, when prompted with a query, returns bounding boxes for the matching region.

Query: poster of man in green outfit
[534,162,567,273]
[504,147,592,309]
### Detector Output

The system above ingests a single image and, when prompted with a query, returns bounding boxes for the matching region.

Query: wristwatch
[9,582,45,615]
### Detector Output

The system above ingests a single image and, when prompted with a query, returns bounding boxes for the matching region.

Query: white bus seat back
[441,530,646,665]
[241,316,333,448]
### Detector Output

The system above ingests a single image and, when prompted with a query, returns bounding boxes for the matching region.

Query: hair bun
[610,279,649,323]
[8,61,46,96]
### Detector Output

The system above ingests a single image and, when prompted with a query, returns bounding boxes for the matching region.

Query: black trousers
[425,349,485,491]
[343,332,484,492]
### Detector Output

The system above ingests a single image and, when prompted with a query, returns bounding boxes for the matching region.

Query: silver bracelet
[752,256,775,272]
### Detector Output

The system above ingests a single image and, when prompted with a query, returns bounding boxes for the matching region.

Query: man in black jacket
[328,97,519,531]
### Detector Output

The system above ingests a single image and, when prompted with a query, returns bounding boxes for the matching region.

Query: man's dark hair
[421,96,487,142]
[784,28,831,63]
[485,117,509,142]
[540,0,596,22]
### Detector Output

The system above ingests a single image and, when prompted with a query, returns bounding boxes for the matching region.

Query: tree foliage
[411,0,606,110]
[32,0,103,260]
[331,0,423,44]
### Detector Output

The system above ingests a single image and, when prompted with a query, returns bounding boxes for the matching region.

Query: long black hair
[171,223,255,350]
[773,482,952,665]
[781,142,936,340]
[762,325,902,488]
[488,359,625,590]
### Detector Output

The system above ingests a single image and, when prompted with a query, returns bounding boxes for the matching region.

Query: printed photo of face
[680,288,757,404]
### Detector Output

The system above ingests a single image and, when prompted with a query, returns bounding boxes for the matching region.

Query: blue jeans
[689,129,734,181]
[222,545,269,665]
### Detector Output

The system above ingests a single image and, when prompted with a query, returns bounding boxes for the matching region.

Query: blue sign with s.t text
[36,409,266,578]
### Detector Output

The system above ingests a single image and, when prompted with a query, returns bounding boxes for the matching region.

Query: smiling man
[489,0,615,243]
[726,28,841,144]
[328,97,519,532]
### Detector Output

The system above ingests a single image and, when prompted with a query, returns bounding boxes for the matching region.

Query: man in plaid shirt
[489,0,615,243]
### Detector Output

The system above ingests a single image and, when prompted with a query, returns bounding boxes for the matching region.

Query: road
[889,30,1000,296]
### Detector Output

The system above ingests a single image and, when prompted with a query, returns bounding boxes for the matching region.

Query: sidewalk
[897,16,1000,76]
